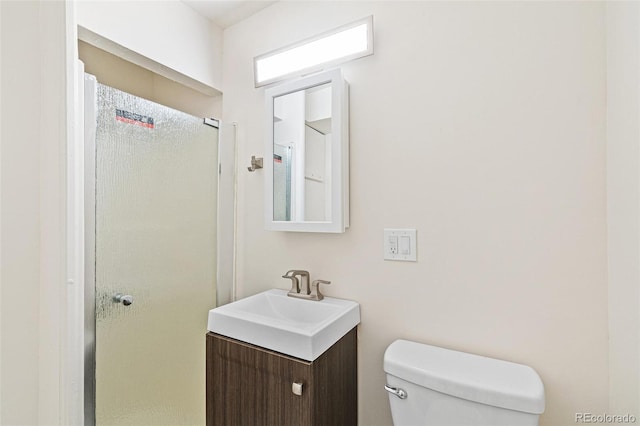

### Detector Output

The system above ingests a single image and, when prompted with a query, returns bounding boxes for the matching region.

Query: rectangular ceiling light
[254,16,373,87]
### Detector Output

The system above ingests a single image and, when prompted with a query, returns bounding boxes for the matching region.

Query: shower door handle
[114,293,133,306]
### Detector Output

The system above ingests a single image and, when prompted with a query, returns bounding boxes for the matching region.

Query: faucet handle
[310,280,331,301]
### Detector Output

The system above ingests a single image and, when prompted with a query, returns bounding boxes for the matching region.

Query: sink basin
[207,289,360,361]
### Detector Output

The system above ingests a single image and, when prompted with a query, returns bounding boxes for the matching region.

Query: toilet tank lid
[384,340,545,414]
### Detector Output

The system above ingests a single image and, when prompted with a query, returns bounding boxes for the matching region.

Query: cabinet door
[207,333,313,426]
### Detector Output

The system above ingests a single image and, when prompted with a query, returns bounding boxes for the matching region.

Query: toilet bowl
[384,340,545,426]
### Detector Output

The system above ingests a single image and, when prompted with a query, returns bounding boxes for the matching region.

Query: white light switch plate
[384,229,417,261]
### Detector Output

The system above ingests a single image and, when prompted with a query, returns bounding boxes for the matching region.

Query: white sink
[207,289,360,361]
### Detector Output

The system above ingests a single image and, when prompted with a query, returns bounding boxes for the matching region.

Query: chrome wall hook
[247,156,263,172]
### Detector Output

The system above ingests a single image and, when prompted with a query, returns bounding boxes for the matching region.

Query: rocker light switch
[292,381,303,396]
[400,236,411,254]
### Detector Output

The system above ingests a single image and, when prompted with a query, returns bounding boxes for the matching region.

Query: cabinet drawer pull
[292,381,303,396]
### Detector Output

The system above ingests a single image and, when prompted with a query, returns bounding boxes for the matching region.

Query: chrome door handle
[114,293,133,306]
[384,384,407,399]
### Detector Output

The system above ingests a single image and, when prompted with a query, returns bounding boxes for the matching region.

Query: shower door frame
[84,74,97,426]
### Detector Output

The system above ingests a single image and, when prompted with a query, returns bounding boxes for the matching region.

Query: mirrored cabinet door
[265,69,349,233]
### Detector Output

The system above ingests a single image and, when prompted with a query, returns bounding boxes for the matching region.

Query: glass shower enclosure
[84,75,218,425]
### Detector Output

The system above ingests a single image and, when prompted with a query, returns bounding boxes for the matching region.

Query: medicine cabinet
[264,69,349,233]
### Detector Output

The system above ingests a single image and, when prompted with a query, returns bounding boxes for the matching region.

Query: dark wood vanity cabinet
[206,328,357,426]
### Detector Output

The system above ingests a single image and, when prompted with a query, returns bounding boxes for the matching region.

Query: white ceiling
[182,1,277,28]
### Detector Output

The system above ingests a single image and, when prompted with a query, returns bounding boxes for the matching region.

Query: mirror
[265,69,349,233]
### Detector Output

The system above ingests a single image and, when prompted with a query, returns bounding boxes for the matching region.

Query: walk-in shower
[84,75,219,425]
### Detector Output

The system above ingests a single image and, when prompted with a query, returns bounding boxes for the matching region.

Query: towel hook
[247,155,263,172]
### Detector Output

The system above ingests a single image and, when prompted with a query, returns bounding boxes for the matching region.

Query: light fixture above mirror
[254,16,373,87]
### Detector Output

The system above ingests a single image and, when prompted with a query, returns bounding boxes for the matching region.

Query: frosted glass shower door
[93,83,217,425]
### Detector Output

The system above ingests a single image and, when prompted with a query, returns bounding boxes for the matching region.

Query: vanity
[205,289,360,426]
[206,68,357,425]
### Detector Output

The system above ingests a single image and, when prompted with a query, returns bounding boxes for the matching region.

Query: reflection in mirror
[273,82,332,222]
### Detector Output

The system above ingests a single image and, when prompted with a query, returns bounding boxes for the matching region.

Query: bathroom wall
[76,0,222,95]
[606,1,640,418]
[0,1,69,424]
[0,3,39,423]
[222,2,608,425]
[79,41,222,119]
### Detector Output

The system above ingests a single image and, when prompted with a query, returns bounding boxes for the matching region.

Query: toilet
[384,340,545,426]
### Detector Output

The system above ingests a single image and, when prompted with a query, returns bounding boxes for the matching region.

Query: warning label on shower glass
[115,109,154,128]
[274,154,282,163]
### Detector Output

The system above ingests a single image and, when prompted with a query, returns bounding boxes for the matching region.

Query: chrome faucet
[282,270,331,301]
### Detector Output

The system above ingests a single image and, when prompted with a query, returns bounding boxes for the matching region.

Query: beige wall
[76,0,222,95]
[79,41,222,119]
[1,3,41,423]
[0,1,68,424]
[606,1,640,417]
[222,2,609,425]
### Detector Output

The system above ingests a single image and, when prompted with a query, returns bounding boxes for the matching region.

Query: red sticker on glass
[116,109,154,128]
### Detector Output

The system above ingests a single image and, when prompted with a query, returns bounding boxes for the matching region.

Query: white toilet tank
[384,340,545,426]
